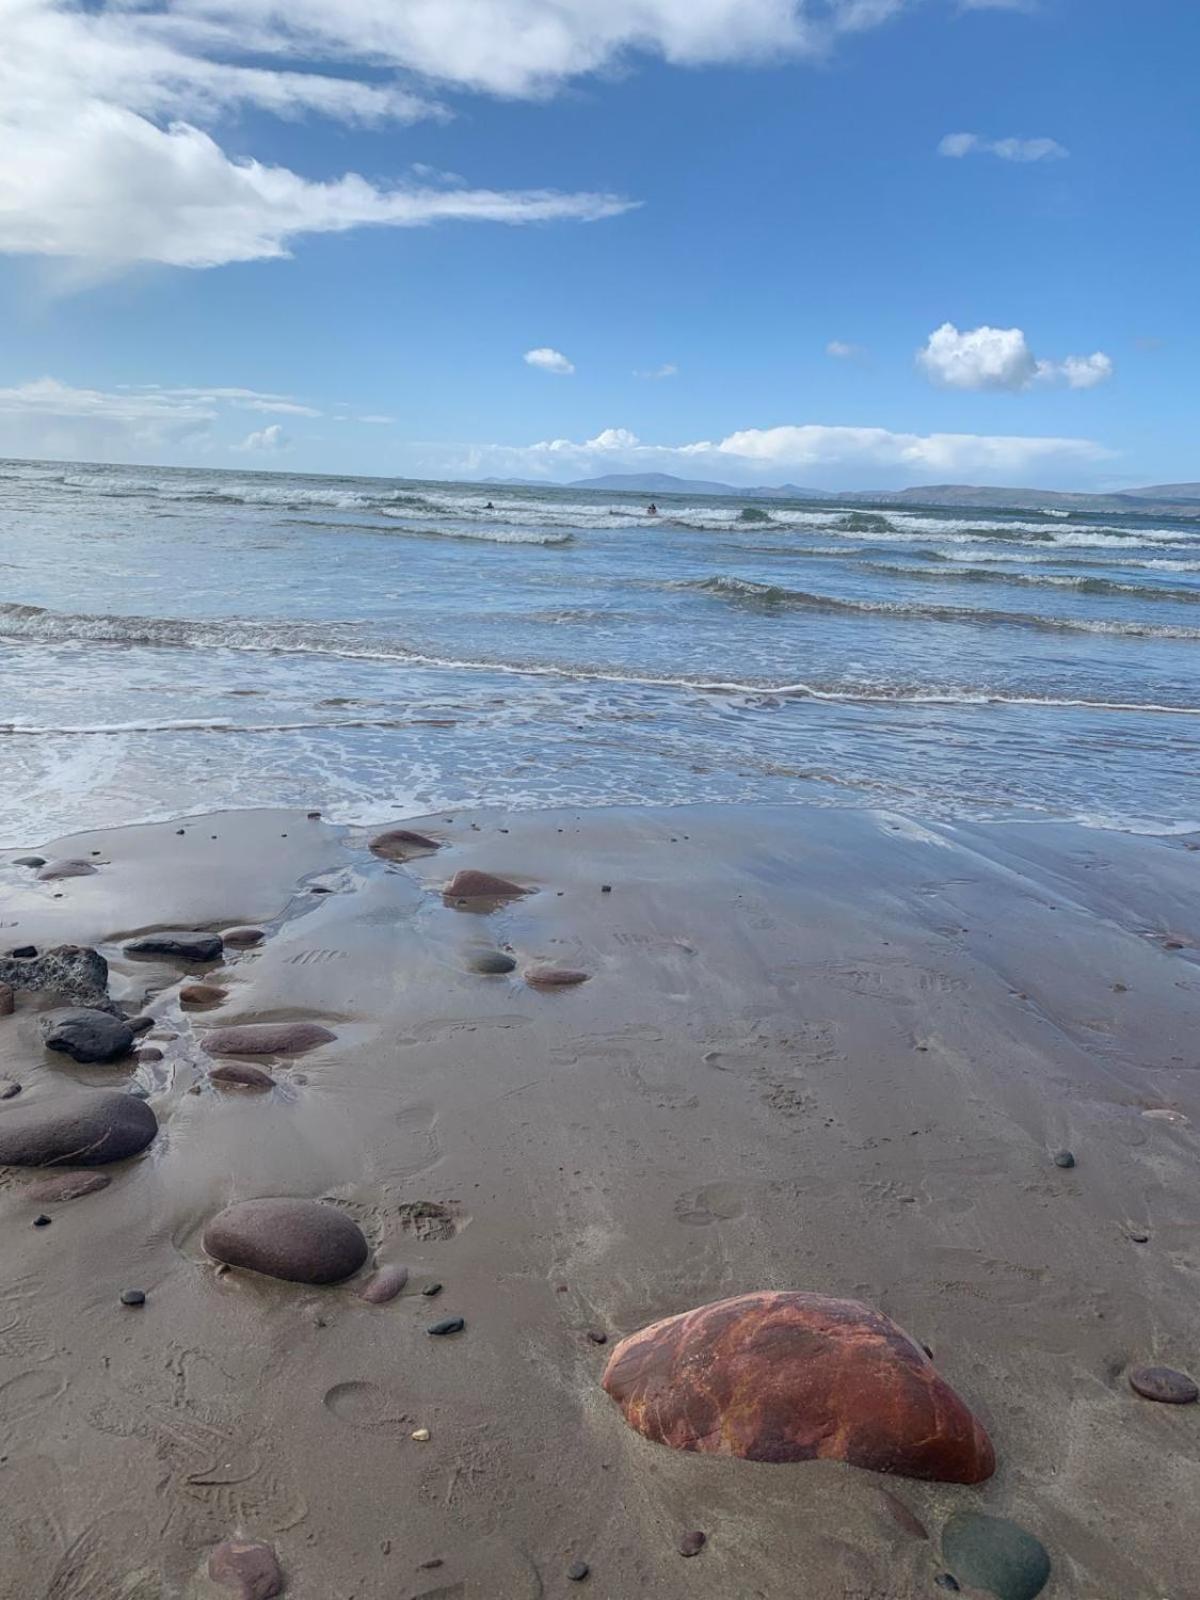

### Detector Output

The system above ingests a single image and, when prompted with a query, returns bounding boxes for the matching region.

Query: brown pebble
[26,1171,111,1203]
[208,1537,285,1599]
[359,1264,409,1304]
[223,927,266,947]
[1130,1365,1198,1404]
[137,1046,164,1064]
[181,983,227,1008]
[678,1531,707,1558]
[210,1062,275,1092]
[443,869,528,902]
[524,966,590,988]
[586,1329,608,1345]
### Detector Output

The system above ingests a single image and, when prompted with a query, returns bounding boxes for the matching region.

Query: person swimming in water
[646,502,658,516]
[484,500,495,510]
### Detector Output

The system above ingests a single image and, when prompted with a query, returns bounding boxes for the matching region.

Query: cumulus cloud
[524,347,576,375]
[939,132,1067,162]
[236,423,289,452]
[826,340,866,360]
[918,323,1114,391]
[634,362,679,379]
[455,418,1110,484]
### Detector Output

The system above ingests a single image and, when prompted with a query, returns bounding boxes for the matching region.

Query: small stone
[524,966,590,988]
[181,983,227,1008]
[137,1046,164,1064]
[1128,1229,1150,1244]
[9,945,37,958]
[127,1015,154,1035]
[210,1062,276,1092]
[422,1283,443,1297]
[310,885,333,894]
[359,1264,409,1304]
[586,1329,608,1345]
[941,1512,1050,1600]
[40,1007,134,1063]
[0,1078,22,1099]
[1129,1365,1198,1404]
[411,1427,431,1442]
[678,1531,706,1557]
[566,1561,589,1582]
[428,1317,464,1336]
[307,810,321,819]
[33,1214,51,1227]
[120,1288,146,1307]
[176,828,185,835]
[601,884,612,893]
[418,1559,443,1570]
[222,927,265,947]
[934,1578,961,1593]
[26,1171,110,1203]
[369,828,441,861]
[37,858,97,881]
[466,950,517,975]
[12,856,46,868]
[208,1537,284,1600]
[0,982,13,1016]
[1052,1150,1075,1169]
[125,930,223,962]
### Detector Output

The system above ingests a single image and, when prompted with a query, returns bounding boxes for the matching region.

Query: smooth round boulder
[125,930,223,961]
[370,828,441,861]
[444,869,528,902]
[203,1198,368,1285]
[201,1022,335,1057]
[602,1290,995,1483]
[210,1062,275,1092]
[941,1513,1051,1600]
[37,859,97,881]
[0,1091,158,1167]
[525,966,589,988]
[12,856,46,869]
[466,950,517,975]
[209,1538,285,1600]
[222,927,266,948]
[1129,1365,1198,1405]
[39,1007,134,1064]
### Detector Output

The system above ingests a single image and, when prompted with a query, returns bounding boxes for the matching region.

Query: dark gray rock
[0,1091,158,1166]
[1052,1150,1075,1169]
[566,1561,589,1582]
[428,1317,465,1336]
[370,827,441,861]
[466,950,517,975]
[40,1007,134,1064]
[125,930,223,961]
[941,1513,1051,1600]
[12,856,45,869]
[203,1198,368,1285]
[443,869,528,903]
[9,945,37,958]
[120,1288,146,1307]
[0,945,110,1008]
[37,859,98,881]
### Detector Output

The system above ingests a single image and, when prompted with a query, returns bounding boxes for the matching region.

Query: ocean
[2,457,1198,843]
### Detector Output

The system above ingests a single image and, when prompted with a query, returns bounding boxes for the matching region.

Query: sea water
[1,459,1198,842]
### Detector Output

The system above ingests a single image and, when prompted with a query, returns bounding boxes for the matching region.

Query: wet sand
[1,803,1198,1599]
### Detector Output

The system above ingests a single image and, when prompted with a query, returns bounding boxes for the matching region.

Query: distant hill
[1125,482,1200,501]
[567,472,818,498]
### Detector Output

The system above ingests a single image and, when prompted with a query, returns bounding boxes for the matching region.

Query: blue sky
[0,0,1195,489]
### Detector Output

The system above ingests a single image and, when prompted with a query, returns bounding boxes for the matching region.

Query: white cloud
[826,340,866,360]
[359,413,398,424]
[524,347,576,375]
[454,418,1111,484]
[634,362,679,379]
[918,323,1114,391]
[236,422,289,452]
[939,132,1067,162]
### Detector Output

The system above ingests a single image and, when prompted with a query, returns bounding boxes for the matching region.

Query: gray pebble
[427,1317,464,1336]
[422,1282,443,1297]
[33,1214,51,1228]
[934,1579,961,1593]
[120,1289,146,1307]
[566,1561,589,1582]
[678,1531,706,1557]
[1053,1149,1075,1169]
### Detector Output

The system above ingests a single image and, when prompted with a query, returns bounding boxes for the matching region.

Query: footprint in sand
[322,1380,408,1431]
[396,1199,465,1241]
[673,1182,747,1227]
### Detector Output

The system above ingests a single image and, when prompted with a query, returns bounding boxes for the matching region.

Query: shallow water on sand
[2,458,1198,840]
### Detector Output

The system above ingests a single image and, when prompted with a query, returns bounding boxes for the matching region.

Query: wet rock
[203,1198,368,1285]
[33,1213,51,1227]
[0,944,110,1007]
[566,1560,589,1582]
[202,1021,335,1057]
[934,1578,961,1593]
[222,927,265,947]
[120,1288,146,1307]
[25,1170,111,1203]
[1052,1150,1075,1169]
[941,1513,1050,1600]
[466,950,517,975]
[359,1264,409,1304]
[208,1537,285,1600]
[428,1317,465,1336]
[1129,1365,1198,1405]
[0,1091,158,1166]
[210,1063,276,1092]
[39,1007,134,1064]
[587,1329,608,1345]
[422,1282,443,1297]
[678,1531,706,1557]
[12,856,46,868]
[525,966,589,988]
[443,869,529,903]
[125,930,223,961]
[0,1077,21,1099]
[602,1290,995,1483]
[137,1046,164,1064]
[181,983,228,1008]
[127,1015,154,1035]
[0,982,12,1017]
[37,858,98,881]
[370,827,441,861]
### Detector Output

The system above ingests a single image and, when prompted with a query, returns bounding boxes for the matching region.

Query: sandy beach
[1,803,1198,1599]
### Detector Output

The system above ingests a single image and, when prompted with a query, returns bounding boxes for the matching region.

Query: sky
[0,0,1196,490]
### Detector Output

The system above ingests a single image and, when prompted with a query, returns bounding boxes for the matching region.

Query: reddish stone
[359,1263,409,1304]
[202,1022,335,1057]
[25,1170,111,1203]
[210,1063,276,1092]
[1129,1365,1198,1405]
[601,1291,995,1484]
[223,927,266,948]
[208,1538,284,1599]
[370,828,441,861]
[443,869,529,902]
[525,966,589,988]
[181,983,227,1008]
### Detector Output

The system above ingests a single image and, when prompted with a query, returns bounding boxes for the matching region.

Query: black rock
[12,857,45,869]
[428,1317,464,1336]
[0,1090,158,1167]
[566,1561,589,1582]
[40,1007,134,1064]
[934,1579,961,1593]
[33,1214,51,1227]
[0,945,110,1008]
[0,1080,21,1100]
[466,950,517,975]
[586,1329,608,1345]
[120,1288,146,1307]
[9,946,37,958]
[1052,1150,1076,1169]
[422,1282,443,1297]
[127,1015,155,1036]
[125,931,223,962]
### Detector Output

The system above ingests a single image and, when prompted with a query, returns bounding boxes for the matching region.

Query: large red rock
[443,869,529,902]
[601,1291,995,1484]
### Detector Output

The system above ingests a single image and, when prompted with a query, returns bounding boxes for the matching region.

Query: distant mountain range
[482,472,1200,517]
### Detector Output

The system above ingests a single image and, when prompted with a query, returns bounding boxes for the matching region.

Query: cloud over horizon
[918,323,1114,391]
